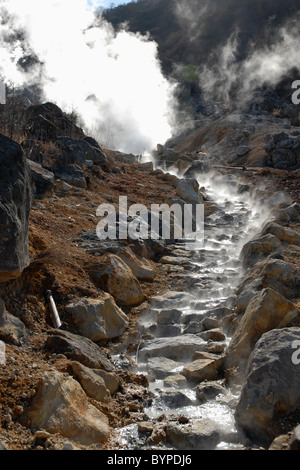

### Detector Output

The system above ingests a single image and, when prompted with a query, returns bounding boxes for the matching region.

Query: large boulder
[225,288,299,374]
[0,134,33,282]
[260,222,300,246]
[25,370,109,445]
[65,294,128,341]
[235,328,300,443]
[237,258,300,301]
[240,234,281,269]
[89,254,145,306]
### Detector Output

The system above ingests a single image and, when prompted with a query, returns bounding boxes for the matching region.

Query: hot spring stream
[113,169,271,450]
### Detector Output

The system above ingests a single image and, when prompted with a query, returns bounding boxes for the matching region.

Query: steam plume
[0,0,176,153]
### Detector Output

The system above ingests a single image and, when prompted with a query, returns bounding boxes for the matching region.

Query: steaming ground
[0,0,177,154]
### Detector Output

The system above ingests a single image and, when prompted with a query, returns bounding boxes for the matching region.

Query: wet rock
[0,299,27,346]
[45,329,114,371]
[88,254,145,306]
[146,357,182,380]
[183,357,223,382]
[70,361,111,402]
[182,321,204,335]
[150,291,196,309]
[201,317,219,330]
[195,381,227,403]
[163,374,187,389]
[158,390,193,408]
[139,335,206,362]
[225,288,299,374]
[65,294,128,341]
[235,328,300,443]
[25,370,109,445]
[156,324,182,337]
[198,328,226,342]
[0,134,33,283]
[165,418,221,450]
[157,308,182,325]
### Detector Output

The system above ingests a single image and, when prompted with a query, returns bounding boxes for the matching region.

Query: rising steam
[199,17,300,103]
[173,0,300,104]
[0,0,176,154]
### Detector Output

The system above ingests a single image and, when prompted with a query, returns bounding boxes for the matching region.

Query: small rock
[138,421,153,434]
[198,328,226,342]
[35,430,51,440]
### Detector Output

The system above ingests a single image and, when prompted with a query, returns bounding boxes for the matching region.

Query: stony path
[116,171,271,450]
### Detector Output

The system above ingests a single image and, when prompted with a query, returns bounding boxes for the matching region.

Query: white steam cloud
[0,0,176,154]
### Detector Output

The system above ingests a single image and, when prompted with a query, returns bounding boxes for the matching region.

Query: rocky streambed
[110,168,290,450]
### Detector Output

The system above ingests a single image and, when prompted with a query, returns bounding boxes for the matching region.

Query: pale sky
[88,0,133,10]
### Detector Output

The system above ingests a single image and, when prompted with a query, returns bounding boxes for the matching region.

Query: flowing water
[114,169,271,450]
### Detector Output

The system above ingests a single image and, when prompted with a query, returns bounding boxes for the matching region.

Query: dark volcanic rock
[266,132,300,170]
[52,164,87,189]
[28,160,55,199]
[55,137,107,166]
[23,102,84,141]
[0,134,33,282]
